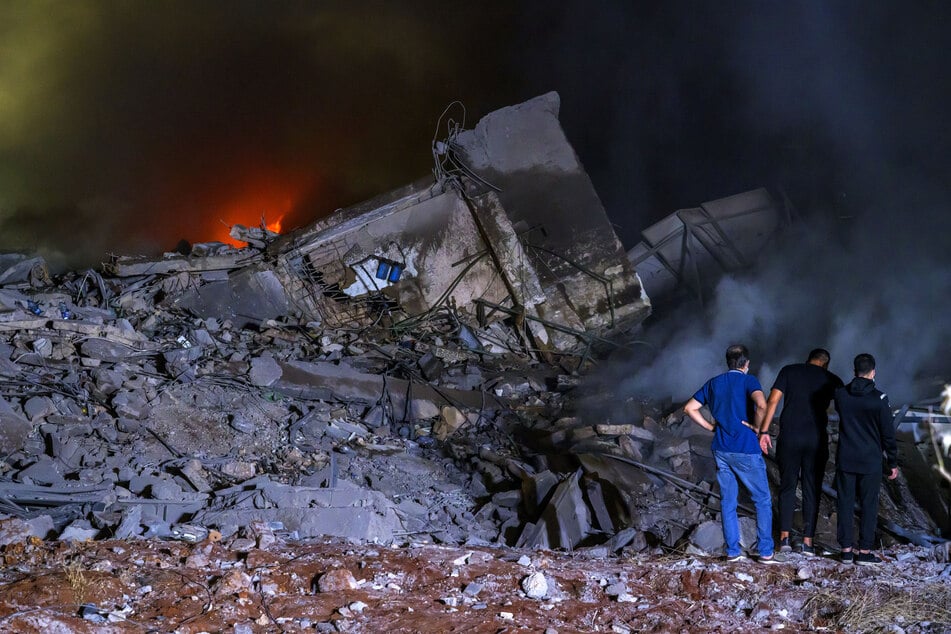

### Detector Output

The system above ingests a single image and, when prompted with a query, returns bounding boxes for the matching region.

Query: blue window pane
[388,264,402,283]
[375,261,390,280]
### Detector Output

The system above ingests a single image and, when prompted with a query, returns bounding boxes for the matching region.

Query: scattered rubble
[0,92,947,631]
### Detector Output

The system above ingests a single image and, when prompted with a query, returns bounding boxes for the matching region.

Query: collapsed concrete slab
[192,478,402,542]
[95,93,651,355]
[516,469,591,549]
[171,268,290,328]
[261,92,650,355]
[627,188,788,302]
[0,397,32,454]
[0,254,50,287]
[271,358,502,418]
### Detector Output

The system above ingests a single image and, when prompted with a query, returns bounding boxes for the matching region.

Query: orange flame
[206,174,306,247]
[266,216,283,234]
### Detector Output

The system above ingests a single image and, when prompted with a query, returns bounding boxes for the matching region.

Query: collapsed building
[0,93,947,567]
[108,92,650,358]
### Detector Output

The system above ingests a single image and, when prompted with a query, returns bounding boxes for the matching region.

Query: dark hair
[726,344,750,370]
[808,348,831,364]
[853,353,876,376]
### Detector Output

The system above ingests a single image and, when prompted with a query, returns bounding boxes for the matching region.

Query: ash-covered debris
[0,251,525,545]
[0,92,946,567]
[0,93,650,550]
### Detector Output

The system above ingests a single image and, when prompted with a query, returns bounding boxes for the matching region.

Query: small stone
[230,414,255,434]
[517,555,532,567]
[499,612,514,620]
[221,461,256,480]
[628,426,656,441]
[185,543,213,569]
[434,406,468,441]
[411,398,440,420]
[521,571,548,599]
[463,582,483,597]
[215,570,253,596]
[23,396,56,421]
[349,601,367,614]
[0,518,33,546]
[657,439,690,458]
[317,569,358,592]
[796,567,813,581]
[751,602,771,621]
[595,424,637,436]
[604,582,629,596]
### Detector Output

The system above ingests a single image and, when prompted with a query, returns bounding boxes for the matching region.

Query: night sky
[1,1,950,271]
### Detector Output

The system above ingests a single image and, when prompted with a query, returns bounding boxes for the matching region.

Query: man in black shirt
[833,353,899,565]
[760,348,843,554]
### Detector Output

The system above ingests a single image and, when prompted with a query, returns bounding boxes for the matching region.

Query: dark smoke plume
[601,2,951,406]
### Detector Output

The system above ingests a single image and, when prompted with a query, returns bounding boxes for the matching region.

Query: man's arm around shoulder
[760,388,782,452]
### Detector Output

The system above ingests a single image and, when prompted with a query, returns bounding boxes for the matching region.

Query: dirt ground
[1,536,949,633]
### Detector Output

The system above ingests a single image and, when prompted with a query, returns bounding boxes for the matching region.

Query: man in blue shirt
[684,344,780,563]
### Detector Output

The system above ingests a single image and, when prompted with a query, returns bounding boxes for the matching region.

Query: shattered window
[374,260,403,283]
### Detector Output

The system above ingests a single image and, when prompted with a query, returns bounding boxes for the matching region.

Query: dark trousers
[835,469,882,550]
[777,441,827,537]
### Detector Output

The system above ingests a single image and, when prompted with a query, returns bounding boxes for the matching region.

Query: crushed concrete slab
[517,470,591,549]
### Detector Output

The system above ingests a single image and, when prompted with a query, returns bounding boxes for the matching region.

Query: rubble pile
[0,256,518,545]
[0,92,945,567]
[0,250,944,565]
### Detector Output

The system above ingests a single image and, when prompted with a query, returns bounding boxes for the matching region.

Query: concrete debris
[521,571,549,599]
[627,188,789,303]
[0,91,943,568]
[317,569,358,592]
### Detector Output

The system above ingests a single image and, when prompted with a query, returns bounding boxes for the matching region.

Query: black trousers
[835,469,882,550]
[777,440,828,537]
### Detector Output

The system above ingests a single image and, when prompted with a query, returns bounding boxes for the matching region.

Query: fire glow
[208,174,308,247]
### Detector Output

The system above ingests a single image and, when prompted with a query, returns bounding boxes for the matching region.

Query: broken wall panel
[451,91,651,335]
[171,268,291,328]
[275,187,512,329]
[627,188,787,302]
[264,91,651,352]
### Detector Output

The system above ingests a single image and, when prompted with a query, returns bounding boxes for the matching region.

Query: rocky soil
[0,534,949,633]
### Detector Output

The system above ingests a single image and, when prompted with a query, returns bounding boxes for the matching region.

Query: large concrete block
[249,354,282,387]
[516,470,591,549]
[0,398,32,454]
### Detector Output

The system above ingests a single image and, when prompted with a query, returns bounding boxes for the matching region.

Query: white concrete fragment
[522,571,548,599]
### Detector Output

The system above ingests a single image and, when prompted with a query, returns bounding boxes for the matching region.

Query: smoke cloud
[602,3,951,405]
[0,2,522,269]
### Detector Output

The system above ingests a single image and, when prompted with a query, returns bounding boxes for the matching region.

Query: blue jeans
[714,451,774,557]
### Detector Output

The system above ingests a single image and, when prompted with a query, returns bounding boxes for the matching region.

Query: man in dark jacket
[760,349,843,555]
[834,353,899,565]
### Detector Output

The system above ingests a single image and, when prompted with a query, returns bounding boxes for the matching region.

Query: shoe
[800,543,816,556]
[854,552,883,566]
[759,553,788,565]
[840,551,854,563]
[726,554,748,562]
[779,537,792,553]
